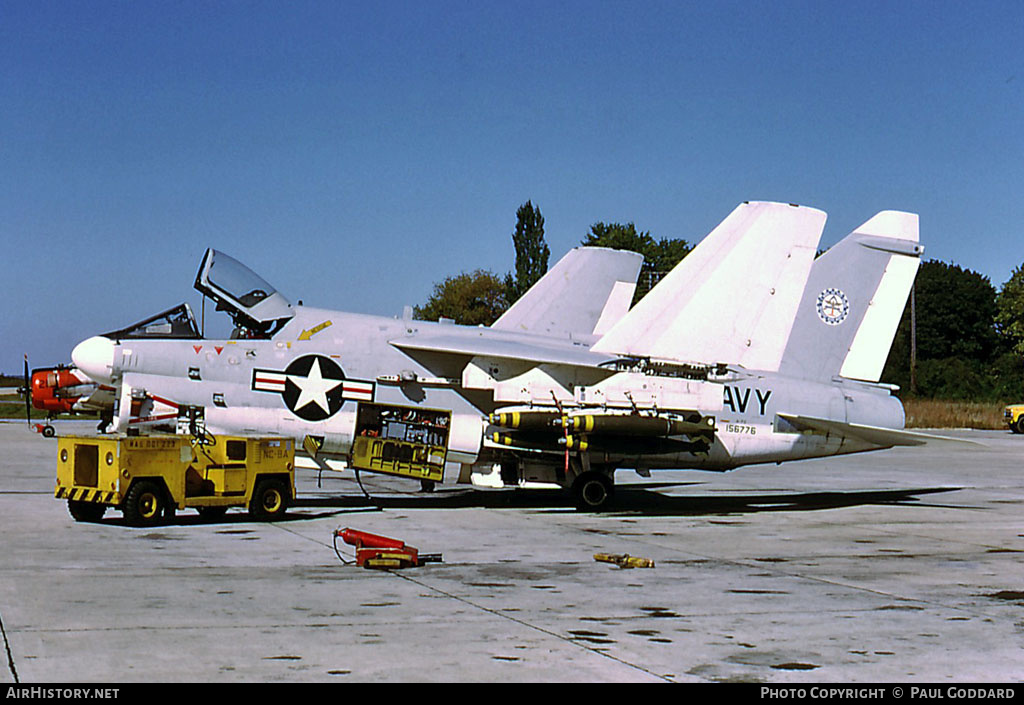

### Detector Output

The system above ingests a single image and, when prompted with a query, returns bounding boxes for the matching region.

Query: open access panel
[351,402,450,483]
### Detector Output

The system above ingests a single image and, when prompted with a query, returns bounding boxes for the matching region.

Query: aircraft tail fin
[492,247,642,339]
[778,211,923,383]
[591,201,826,371]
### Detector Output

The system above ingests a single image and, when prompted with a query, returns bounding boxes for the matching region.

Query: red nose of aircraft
[71,336,116,385]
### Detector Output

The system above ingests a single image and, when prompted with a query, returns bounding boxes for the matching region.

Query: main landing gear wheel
[572,472,615,512]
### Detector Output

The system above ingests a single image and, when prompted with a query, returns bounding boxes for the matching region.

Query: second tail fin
[778,210,923,383]
[591,201,826,370]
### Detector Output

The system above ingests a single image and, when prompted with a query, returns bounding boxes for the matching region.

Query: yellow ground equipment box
[55,434,295,526]
[350,403,449,483]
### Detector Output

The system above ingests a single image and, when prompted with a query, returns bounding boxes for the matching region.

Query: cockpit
[193,249,294,338]
[99,249,295,343]
[103,303,202,340]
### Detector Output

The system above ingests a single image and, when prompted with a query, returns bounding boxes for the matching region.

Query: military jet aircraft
[71,201,925,510]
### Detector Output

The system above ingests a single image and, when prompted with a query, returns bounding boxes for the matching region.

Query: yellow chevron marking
[298,320,333,341]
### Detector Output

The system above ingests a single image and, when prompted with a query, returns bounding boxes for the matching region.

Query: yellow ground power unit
[55,433,295,526]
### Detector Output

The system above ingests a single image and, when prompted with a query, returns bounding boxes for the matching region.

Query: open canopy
[193,249,293,333]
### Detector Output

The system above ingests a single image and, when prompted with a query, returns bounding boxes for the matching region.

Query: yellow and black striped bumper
[55,486,118,504]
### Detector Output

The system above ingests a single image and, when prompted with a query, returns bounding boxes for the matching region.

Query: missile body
[491,430,564,452]
[488,410,562,431]
[562,434,710,455]
[562,414,715,439]
[488,408,716,456]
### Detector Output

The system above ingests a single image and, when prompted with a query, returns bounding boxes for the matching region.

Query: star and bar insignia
[252,354,374,421]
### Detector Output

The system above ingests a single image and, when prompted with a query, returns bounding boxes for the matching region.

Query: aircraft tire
[123,480,167,527]
[42,425,55,438]
[68,500,106,523]
[573,472,615,512]
[249,478,290,521]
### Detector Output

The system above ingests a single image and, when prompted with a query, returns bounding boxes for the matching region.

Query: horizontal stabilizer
[493,247,642,339]
[778,413,983,448]
[591,201,826,371]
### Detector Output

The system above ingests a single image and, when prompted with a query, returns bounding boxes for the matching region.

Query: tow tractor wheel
[573,471,615,512]
[249,478,290,521]
[68,500,106,523]
[197,506,229,521]
[123,480,166,527]
[1014,417,1024,435]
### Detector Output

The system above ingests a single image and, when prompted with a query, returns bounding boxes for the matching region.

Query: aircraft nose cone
[72,336,116,384]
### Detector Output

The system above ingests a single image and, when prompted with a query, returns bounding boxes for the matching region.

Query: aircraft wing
[777,413,985,447]
[591,201,826,371]
[391,330,612,368]
[492,247,643,339]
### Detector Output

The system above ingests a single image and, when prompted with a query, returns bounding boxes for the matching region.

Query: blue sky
[2,0,1023,370]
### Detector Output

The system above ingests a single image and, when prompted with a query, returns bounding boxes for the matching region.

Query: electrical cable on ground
[332,532,356,565]
[0,609,19,683]
[353,465,382,511]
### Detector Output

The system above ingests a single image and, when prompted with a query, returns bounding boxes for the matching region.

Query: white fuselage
[74,303,907,480]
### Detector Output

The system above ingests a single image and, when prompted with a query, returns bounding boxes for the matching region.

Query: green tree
[883,260,1000,397]
[581,222,691,301]
[996,263,1024,357]
[413,270,509,326]
[914,261,998,361]
[582,222,656,252]
[505,201,550,304]
[645,236,693,274]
